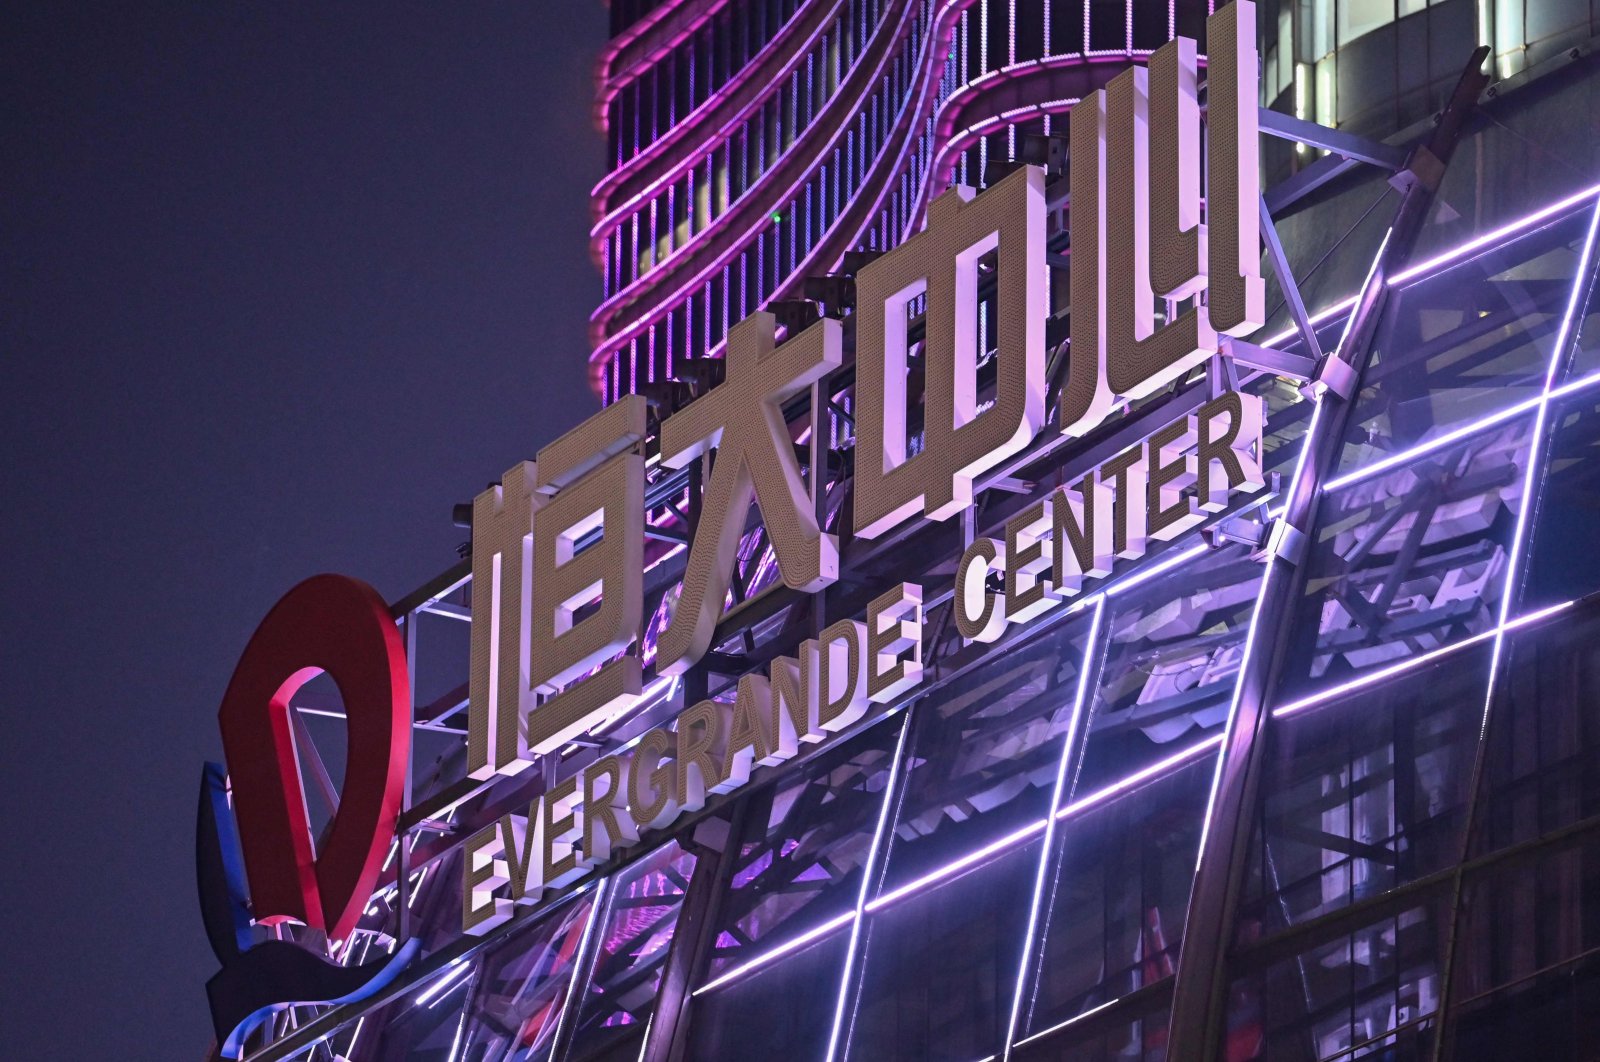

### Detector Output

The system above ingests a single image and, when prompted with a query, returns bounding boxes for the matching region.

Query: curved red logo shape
[218,574,409,942]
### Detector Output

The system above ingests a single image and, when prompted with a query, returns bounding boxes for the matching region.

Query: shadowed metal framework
[218,7,1600,1062]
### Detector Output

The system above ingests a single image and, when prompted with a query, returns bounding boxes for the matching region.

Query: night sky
[5,5,608,1056]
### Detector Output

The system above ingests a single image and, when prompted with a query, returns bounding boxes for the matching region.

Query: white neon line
[1003,596,1105,1058]
[1054,734,1223,822]
[1260,295,1359,351]
[1479,198,1600,731]
[1104,542,1210,597]
[1391,183,1600,286]
[692,910,857,996]
[1271,598,1576,721]
[414,959,472,1007]
[824,714,911,1062]
[1012,994,1121,1048]
[1321,393,1544,492]
[867,820,1049,913]
[445,1005,468,1062]
[1550,364,1600,403]
[1257,187,1600,357]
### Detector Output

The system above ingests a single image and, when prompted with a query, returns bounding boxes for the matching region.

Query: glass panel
[565,841,698,1062]
[1522,392,1600,610]
[1013,984,1171,1062]
[1225,891,1448,1062]
[1445,837,1600,1059]
[353,967,476,1061]
[1562,262,1600,380]
[1283,416,1533,700]
[1413,78,1600,271]
[1336,210,1591,475]
[1020,753,1216,1039]
[1238,644,1489,936]
[1076,544,1261,796]
[457,894,598,1062]
[1469,600,1600,858]
[702,717,901,976]
[879,612,1091,893]
[847,840,1042,1061]
[684,930,849,1060]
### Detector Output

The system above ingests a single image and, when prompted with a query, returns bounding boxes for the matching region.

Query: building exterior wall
[208,6,1600,1061]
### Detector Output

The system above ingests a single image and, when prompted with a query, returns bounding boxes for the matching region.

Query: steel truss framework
[234,49,1600,1062]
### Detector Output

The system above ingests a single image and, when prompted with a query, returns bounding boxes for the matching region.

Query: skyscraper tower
[588,0,1213,403]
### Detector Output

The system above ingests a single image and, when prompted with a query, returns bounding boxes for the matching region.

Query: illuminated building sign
[202,0,1277,1038]
[458,0,1265,932]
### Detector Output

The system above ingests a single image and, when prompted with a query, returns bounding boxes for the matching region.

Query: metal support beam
[1258,197,1325,364]
[1223,338,1317,381]
[1165,47,1489,1061]
[1258,107,1409,171]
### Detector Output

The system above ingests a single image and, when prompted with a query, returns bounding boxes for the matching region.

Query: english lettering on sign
[461,0,1268,926]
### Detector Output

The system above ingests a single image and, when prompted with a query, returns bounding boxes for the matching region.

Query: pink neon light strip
[590,0,927,355]
[592,0,851,232]
[591,0,964,379]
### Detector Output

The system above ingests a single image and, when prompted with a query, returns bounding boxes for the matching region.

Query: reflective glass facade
[223,6,1600,1062]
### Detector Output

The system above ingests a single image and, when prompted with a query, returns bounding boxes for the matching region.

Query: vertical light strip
[1477,198,1600,728]
[824,712,912,1062]
[1002,596,1107,1058]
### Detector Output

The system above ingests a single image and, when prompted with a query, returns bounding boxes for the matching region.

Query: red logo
[217,574,409,942]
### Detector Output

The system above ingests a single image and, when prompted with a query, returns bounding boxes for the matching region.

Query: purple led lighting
[1055,734,1224,822]
[1320,393,1543,493]
[1478,197,1600,725]
[1270,599,1577,722]
[1012,995,1121,1049]
[1390,183,1600,286]
[593,0,822,192]
[590,0,938,367]
[414,959,472,1008]
[546,877,608,1052]
[691,910,857,996]
[865,819,1050,914]
[1003,596,1106,1058]
[825,715,911,1062]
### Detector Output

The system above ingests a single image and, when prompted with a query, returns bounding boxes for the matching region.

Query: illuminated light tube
[592,0,852,229]
[590,0,925,325]
[1320,393,1544,493]
[1011,995,1121,1049]
[1103,542,1209,598]
[824,716,911,1062]
[691,910,857,996]
[1261,187,1600,353]
[413,959,473,1008]
[1480,198,1600,710]
[1003,597,1106,1058]
[589,0,970,383]
[1270,599,1577,721]
[445,1006,469,1062]
[1390,182,1600,286]
[1054,734,1224,823]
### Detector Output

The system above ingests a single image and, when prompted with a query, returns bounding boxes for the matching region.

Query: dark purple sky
[4,5,608,1056]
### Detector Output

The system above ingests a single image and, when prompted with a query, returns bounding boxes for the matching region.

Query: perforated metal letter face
[1063,0,1264,437]
[854,165,1047,539]
[655,312,842,676]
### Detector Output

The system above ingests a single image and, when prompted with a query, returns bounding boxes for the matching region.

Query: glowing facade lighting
[824,715,911,1062]
[1003,596,1105,1057]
